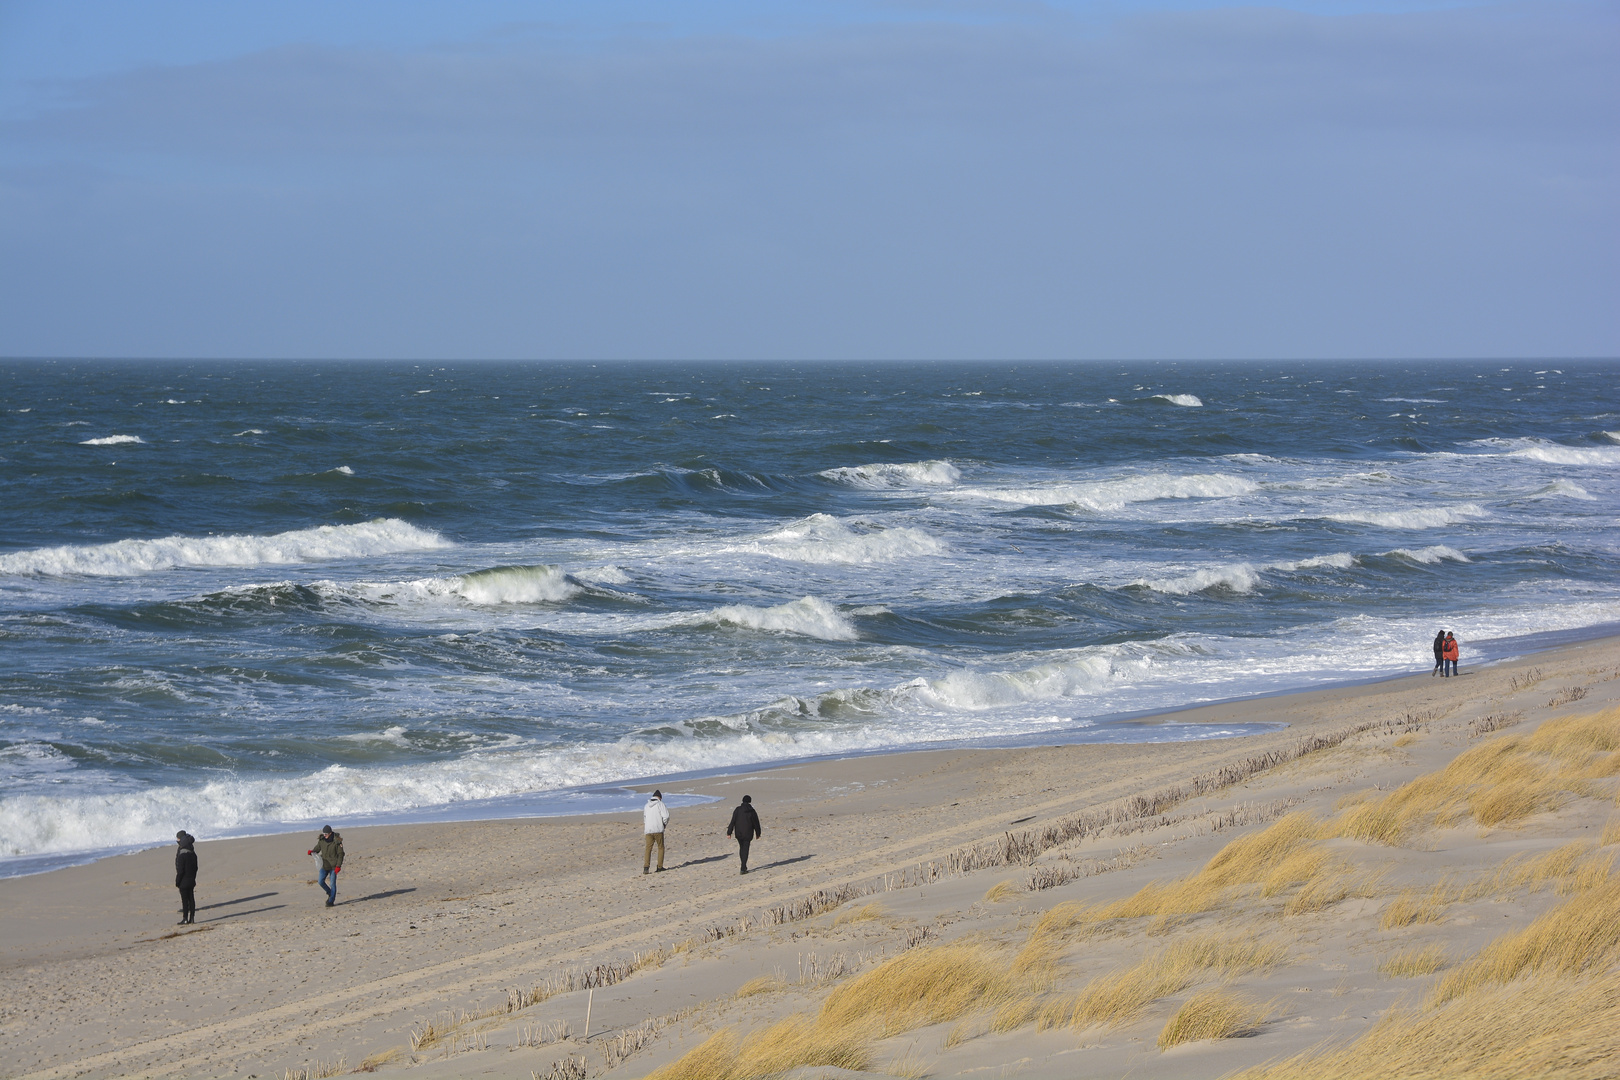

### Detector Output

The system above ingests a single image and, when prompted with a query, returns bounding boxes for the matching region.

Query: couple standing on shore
[643,790,763,875]
[1432,630,1460,677]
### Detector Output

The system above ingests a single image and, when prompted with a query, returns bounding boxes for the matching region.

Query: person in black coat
[174,831,198,925]
[726,795,762,875]
[1432,630,1446,676]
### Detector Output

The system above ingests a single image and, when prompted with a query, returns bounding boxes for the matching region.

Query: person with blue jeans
[309,825,344,906]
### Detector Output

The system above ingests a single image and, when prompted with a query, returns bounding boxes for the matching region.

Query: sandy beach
[3,637,1617,1079]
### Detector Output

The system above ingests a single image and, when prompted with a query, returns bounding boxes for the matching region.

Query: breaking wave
[1152,394,1204,407]
[736,514,946,564]
[79,434,143,445]
[966,472,1256,512]
[1386,546,1471,565]
[819,460,961,488]
[0,519,453,577]
[702,595,857,640]
[1324,504,1487,530]
[1134,563,1261,595]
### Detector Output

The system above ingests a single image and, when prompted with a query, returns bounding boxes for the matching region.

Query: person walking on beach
[174,830,198,925]
[1432,630,1446,676]
[308,825,344,906]
[1442,632,1460,678]
[726,795,762,875]
[643,790,670,874]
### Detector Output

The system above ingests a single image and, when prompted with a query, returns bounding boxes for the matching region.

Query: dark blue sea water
[2,359,1617,869]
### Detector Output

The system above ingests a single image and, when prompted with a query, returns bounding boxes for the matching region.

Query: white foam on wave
[1152,394,1203,407]
[79,435,143,446]
[1602,431,1620,444]
[347,564,579,606]
[1381,397,1446,404]
[1530,480,1596,501]
[819,460,961,488]
[232,429,266,436]
[1133,563,1261,595]
[574,565,632,585]
[736,514,946,564]
[1324,504,1487,530]
[0,519,452,577]
[1276,552,1358,571]
[329,466,355,476]
[1385,545,1470,565]
[703,596,857,641]
[966,472,1256,512]
[1509,444,1620,466]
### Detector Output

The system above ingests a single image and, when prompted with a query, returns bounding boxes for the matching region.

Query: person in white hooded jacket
[642,790,670,874]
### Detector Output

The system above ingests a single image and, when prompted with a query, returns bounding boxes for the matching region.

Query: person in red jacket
[1442,632,1459,677]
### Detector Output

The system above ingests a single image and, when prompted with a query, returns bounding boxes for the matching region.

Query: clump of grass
[1430,877,1620,1004]
[1328,712,1620,844]
[1601,814,1620,847]
[1380,881,1453,929]
[820,944,1023,1036]
[1488,841,1614,898]
[1378,945,1448,977]
[1157,989,1269,1047]
[1228,974,1620,1079]
[644,1018,870,1080]
[1393,733,1418,748]
[354,1047,403,1072]
[833,902,886,926]
[735,975,786,998]
[983,880,1019,904]
[1281,862,1380,915]
[1039,933,1286,1032]
[885,1044,932,1078]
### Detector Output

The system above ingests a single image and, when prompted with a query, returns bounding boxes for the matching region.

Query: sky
[0,1,1615,361]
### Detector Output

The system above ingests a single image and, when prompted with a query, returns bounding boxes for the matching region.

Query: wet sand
[2,636,1616,1079]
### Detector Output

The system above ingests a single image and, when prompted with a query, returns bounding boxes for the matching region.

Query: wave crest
[1151,394,1203,407]
[1324,504,1486,530]
[0,519,453,577]
[739,514,946,564]
[1134,563,1261,596]
[79,434,143,445]
[967,472,1256,511]
[1386,546,1470,565]
[820,460,961,488]
[704,596,857,640]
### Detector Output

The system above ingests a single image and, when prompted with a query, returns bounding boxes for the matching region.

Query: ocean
[2,359,1617,873]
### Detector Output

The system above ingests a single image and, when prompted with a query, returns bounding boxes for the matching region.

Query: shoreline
[2,632,1615,1078]
[8,620,1616,881]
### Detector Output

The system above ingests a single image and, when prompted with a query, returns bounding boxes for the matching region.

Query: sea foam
[1134,563,1262,595]
[1152,394,1204,407]
[819,460,961,488]
[1386,546,1471,564]
[702,596,857,640]
[739,514,946,564]
[967,472,1256,512]
[1324,504,1487,529]
[0,519,452,577]
[79,434,144,446]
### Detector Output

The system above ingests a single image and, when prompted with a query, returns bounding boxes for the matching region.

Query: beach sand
[2,637,1617,1079]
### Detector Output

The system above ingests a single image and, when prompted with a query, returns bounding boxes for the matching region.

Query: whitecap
[349,565,580,606]
[1274,552,1357,571]
[1385,546,1470,564]
[232,429,266,436]
[1324,504,1487,530]
[0,519,451,577]
[1132,563,1260,595]
[79,435,143,446]
[1530,480,1596,501]
[704,596,857,641]
[574,565,632,585]
[1509,444,1620,466]
[328,466,355,475]
[1151,393,1203,407]
[819,460,961,488]
[1380,397,1446,403]
[965,472,1256,511]
[735,514,946,564]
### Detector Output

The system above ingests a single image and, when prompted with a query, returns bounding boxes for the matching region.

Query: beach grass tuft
[1428,876,1620,1004]
[833,902,887,926]
[983,880,1019,903]
[1228,974,1620,1080]
[1378,944,1449,977]
[643,1017,871,1080]
[821,943,1021,1036]
[1157,989,1269,1047]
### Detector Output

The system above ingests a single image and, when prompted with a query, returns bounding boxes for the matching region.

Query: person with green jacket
[308,825,344,907]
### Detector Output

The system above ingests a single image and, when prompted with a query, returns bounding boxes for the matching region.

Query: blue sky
[0,1,1614,359]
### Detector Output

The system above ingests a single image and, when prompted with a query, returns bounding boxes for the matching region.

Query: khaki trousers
[643,831,665,871]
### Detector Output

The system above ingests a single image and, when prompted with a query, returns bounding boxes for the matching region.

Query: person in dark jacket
[174,831,198,925]
[726,795,762,875]
[308,825,344,906]
[1432,630,1446,676]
